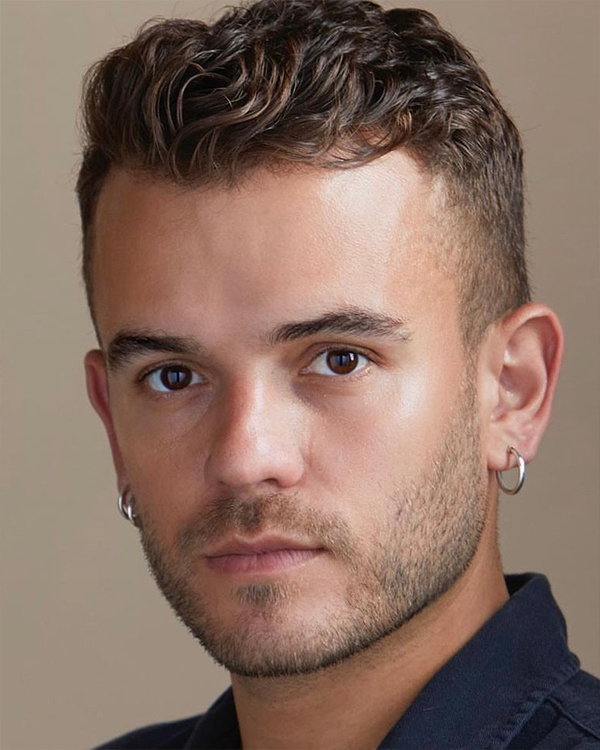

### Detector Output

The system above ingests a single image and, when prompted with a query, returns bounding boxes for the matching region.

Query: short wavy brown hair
[77,0,530,347]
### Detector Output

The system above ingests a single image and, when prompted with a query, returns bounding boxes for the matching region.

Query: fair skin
[85,150,563,750]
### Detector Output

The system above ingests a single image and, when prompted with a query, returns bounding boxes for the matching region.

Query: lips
[204,536,325,574]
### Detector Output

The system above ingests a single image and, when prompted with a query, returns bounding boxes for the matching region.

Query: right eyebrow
[106,330,203,372]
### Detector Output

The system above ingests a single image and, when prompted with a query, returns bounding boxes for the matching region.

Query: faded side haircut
[76,0,531,347]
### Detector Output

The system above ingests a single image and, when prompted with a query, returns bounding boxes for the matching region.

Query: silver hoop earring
[118,485,138,526]
[496,446,526,495]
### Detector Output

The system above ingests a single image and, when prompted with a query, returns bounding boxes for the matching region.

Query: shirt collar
[378,573,580,749]
[185,573,580,750]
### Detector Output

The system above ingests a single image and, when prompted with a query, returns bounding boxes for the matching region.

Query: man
[77,0,600,748]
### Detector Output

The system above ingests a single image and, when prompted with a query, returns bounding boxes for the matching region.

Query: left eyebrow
[263,306,412,346]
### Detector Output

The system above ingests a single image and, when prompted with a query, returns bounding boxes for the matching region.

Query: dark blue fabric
[94,573,600,749]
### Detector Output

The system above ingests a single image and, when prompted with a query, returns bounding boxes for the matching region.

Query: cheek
[111,379,210,456]
[110,397,207,527]
[309,362,459,500]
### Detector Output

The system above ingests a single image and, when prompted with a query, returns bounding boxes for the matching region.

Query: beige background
[1,1,598,749]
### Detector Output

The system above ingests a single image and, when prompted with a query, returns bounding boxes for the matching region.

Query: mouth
[204,536,326,575]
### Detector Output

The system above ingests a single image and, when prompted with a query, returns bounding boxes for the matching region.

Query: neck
[231,516,508,750]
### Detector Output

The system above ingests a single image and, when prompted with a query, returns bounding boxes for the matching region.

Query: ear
[481,303,564,472]
[84,349,127,489]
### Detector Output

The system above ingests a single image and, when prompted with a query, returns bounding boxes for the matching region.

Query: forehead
[92,151,455,344]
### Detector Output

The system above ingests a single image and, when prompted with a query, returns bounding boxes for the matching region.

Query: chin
[183,587,419,678]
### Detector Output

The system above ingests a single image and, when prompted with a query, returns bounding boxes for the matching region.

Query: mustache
[175,493,356,563]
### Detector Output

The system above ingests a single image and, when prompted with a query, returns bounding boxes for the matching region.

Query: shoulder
[508,668,600,749]
[92,714,201,750]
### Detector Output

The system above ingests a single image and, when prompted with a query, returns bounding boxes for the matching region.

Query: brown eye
[305,349,369,377]
[146,365,203,393]
[161,366,192,390]
[326,351,359,374]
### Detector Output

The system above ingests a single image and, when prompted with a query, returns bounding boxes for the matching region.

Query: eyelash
[137,346,374,395]
[137,359,201,390]
[301,347,373,379]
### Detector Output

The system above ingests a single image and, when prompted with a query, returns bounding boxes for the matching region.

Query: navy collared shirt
[96,574,600,749]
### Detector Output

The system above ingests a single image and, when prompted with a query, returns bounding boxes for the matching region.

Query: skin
[85,150,563,750]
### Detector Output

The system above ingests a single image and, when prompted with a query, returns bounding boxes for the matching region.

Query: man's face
[88,152,490,677]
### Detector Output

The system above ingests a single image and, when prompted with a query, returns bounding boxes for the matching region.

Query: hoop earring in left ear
[496,446,526,496]
[118,485,139,527]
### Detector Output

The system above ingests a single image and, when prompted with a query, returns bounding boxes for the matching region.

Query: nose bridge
[204,369,304,492]
[222,375,268,450]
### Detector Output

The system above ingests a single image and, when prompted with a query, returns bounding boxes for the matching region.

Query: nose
[204,376,306,493]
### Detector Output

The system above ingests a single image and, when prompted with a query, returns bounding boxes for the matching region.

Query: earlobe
[84,349,127,486]
[485,303,564,472]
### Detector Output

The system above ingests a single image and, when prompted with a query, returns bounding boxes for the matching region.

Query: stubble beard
[138,376,488,678]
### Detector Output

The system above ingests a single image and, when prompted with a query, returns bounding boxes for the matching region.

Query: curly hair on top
[76,0,530,348]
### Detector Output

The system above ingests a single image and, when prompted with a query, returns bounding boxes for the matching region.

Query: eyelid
[137,358,200,383]
[136,361,208,397]
[302,346,374,377]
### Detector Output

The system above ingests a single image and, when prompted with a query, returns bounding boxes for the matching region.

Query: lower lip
[206,548,324,574]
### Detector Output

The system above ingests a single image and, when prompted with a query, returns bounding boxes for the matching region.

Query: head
[78,0,530,350]
[79,0,563,677]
